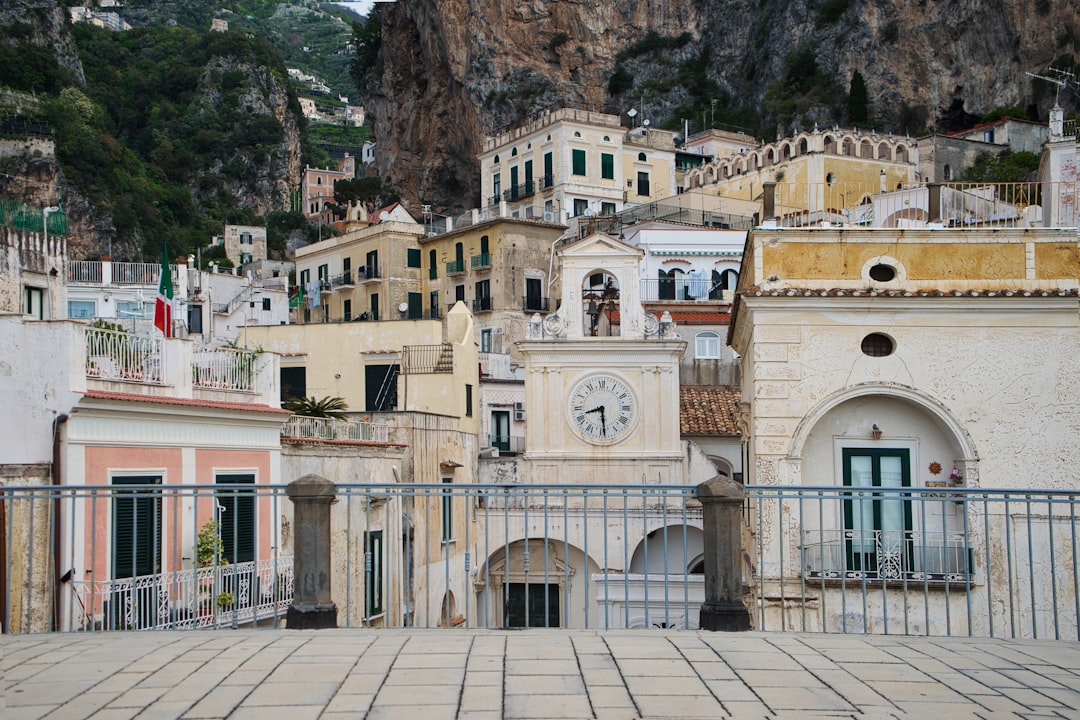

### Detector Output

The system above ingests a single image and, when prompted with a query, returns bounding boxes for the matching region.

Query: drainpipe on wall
[51,413,69,631]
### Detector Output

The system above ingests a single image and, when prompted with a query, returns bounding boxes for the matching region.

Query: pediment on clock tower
[554,232,647,340]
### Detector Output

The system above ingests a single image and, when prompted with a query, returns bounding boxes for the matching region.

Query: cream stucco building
[730,183,1080,635]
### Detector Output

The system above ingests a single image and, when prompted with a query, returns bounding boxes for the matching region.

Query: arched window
[843,139,855,156]
[860,140,873,159]
[798,138,808,155]
[493,155,500,163]
[720,268,739,291]
[943,164,952,181]
[896,144,908,163]
[823,135,836,154]
[877,143,890,160]
[317,177,322,185]
[695,331,720,359]
[574,131,581,138]
[638,152,647,162]
[511,148,518,156]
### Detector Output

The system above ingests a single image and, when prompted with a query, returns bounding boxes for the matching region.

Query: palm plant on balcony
[284,395,349,420]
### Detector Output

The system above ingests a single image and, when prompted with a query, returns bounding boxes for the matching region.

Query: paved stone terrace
[3,630,1080,720]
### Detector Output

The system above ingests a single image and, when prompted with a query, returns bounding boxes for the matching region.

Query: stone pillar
[286,474,337,629]
[762,182,776,222]
[697,476,751,631]
[928,182,942,224]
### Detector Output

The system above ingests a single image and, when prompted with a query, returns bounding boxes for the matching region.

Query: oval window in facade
[861,333,895,357]
[868,264,896,282]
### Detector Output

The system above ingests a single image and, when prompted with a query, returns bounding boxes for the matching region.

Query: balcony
[488,434,525,454]
[67,260,180,287]
[800,529,972,583]
[281,415,389,443]
[639,277,723,302]
[522,295,550,313]
[330,270,354,288]
[502,180,536,202]
[445,259,465,276]
[470,252,491,270]
[471,296,493,313]
[83,325,277,404]
[356,265,380,283]
[401,343,454,374]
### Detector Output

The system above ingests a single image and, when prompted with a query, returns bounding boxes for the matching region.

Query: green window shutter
[407,248,421,268]
[112,476,162,579]
[601,153,614,179]
[572,149,586,176]
[365,530,383,616]
[216,474,255,564]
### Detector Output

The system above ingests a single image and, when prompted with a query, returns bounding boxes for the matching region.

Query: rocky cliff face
[373,0,1079,212]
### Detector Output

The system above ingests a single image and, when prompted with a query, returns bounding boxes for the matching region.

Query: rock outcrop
[373,0,1079,212]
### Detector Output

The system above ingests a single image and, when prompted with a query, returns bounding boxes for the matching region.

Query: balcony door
[111,475,162,629]
[843,448,911,578]
[525,277,542,311]
[492,410,510,452]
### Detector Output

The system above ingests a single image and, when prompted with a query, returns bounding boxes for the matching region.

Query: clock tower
[518,232,686,485]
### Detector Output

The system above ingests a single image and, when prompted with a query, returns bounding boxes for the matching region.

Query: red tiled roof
[81,390,291,415]
[680,385,741,437]
[282,437,406,448]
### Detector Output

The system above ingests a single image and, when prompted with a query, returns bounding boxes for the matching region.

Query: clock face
[568,374,637,443]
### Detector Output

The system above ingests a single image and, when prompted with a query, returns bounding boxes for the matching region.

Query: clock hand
[598,406,606,436]
[585,406,604,414]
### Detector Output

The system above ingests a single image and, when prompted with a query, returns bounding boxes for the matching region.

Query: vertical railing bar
[962,493,972,637]
[563,489,569,629]
[662,488,669,629]
[1047,495,1059,640]
[504,486,511,628]
[543,488,550,628]
[1005,495,1016,638]
[778,490,787,632]
[983,495,993,638]
[757,491,766,631]
[424,486,431,628]
[582,487,589,630]
[345,490,352,628]
[483,487,490,629]
[942,494,950,637]
[602,490,609,630]
[66,489,77,631]
[798,493,807,632]
[1026,494,1036,638]
[899,492,910,637]
[171,487,180,630]
[272,488,280,628]
[523,487,530,629]
[444,485,451,630]
[682,492,689,631]
[623,489,630,629]
[642,486,648,629]
[463,486,470,629]
[230,486,239,629]
[817,491,826,632]
[4,488,12,633]
[26,491,35,632]
[1071,498,1079,642]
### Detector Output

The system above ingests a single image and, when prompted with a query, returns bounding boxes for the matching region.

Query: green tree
[350,8,382,90]
[847,70,869,125]
[284,395,349,420]
[960,150,1041,183]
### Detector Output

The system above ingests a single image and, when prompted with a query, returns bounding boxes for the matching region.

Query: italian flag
[154,244,173,337]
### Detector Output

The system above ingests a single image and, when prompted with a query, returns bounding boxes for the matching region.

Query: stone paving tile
[586,685,635,709]
[86,709,141,720]
[391,652,468,669]
[503,693,592,719]
[504,673,586,695]
[865,679,970,703]
[580,667,625,686]
[133,700,193,720]
[633,693,724,718]
[754,684,856,712]
[263,661,352,684]
[373,682,462,706]
[41,691,120,720]
[237,681,340,707]
[736,668,827,688]
[181,684,252,718]
[615,657,695,677]
[621,674,711,695]
[994,686,1073,709]
[505,658,580,675]
[719,650,808,671]
[321,693,374,714]
[463,670,503,687]
[367,705,460,720]
[460,684,502,711]
[835,660,934,682]
[8,707,59,720]
[227,705,323,720]
[102,687,169,709]
[593,708,640,720]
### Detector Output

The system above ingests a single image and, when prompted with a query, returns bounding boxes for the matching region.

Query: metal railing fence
[191,347,257,391]
[85,326,164,383]
[746,485,1080,640]
[3,483,1078,639]
[2,483,292,634]
[280,416,389,443]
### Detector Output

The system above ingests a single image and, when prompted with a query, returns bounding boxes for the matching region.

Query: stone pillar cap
[287,474,337,500]
[695,475,744,501]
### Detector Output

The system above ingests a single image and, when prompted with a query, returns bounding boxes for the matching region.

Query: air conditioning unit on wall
[514,401,525,421]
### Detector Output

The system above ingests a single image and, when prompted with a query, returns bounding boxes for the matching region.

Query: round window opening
[869,263,896,282]
[861,333,895,357]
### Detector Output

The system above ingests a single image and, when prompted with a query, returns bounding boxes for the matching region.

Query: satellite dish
[398,302,409,313]
[642,119,650,127]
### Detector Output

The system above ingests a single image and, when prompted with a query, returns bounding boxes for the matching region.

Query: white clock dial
[568,374,636,443]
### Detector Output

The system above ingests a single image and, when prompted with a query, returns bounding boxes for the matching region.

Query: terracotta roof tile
[741,286,1078,298]
[82,390,290,415]
[680,385,741,437]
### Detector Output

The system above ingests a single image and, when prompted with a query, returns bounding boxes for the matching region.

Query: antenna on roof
[1026,67,1075,106]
